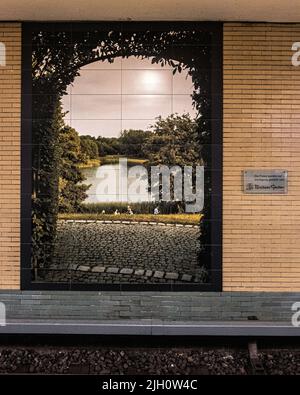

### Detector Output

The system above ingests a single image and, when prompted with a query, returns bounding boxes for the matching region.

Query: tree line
[80,129,153,162]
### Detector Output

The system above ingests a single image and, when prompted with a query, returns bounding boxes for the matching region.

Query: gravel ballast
[0,346,299,375]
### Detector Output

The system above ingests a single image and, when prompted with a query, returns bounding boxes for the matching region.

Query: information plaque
[243,170,288,194]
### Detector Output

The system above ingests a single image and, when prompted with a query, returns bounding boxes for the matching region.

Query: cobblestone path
[43,221,206,284]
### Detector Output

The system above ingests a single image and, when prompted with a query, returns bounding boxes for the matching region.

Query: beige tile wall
[223,23,300,291]
[0,23,21,289]
[0,22,300,291]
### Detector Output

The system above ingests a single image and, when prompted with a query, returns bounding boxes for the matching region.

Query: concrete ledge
[0,320,299,337]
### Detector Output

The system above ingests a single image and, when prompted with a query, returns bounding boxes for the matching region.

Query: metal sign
[243,170,288,194]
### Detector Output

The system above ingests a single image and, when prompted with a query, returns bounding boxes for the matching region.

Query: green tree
[142,113,203,213]
[143,113,202,166]
[58,126,90,212]
[80,135,99,162]
[119,129,152,158]
[96,136,121,156]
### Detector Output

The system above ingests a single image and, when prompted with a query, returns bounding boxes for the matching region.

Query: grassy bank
[78,159,101,169]
[99,155,147,165]
[78,201,186,214]
[58,213,202,225]
[78,157,147,168]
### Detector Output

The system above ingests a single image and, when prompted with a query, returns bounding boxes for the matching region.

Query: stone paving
[42,220,206,284]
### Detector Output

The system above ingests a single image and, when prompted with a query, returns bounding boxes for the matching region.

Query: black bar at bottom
[0,374,296,392]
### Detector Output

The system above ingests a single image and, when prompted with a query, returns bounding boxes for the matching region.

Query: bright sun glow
[141,71,161,91]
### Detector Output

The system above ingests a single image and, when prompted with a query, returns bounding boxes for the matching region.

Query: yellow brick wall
[0,23,21,289]
[223,23,300,291]
[0,22,300,291]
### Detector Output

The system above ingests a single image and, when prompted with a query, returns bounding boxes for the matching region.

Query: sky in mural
[62,56,196,137]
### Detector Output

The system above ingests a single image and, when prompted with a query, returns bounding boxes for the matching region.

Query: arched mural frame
[21,22,223,291]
